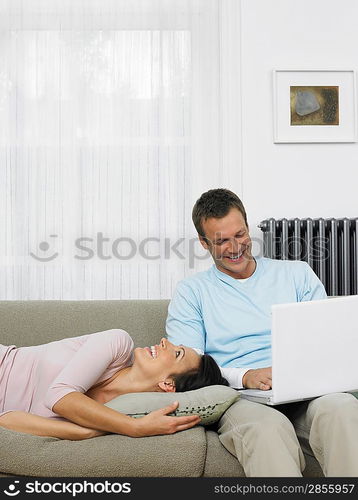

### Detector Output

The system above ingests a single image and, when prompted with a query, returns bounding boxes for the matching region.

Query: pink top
[0,329,134,419]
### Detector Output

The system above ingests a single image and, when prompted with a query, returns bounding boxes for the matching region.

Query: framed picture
[273,69,357,143]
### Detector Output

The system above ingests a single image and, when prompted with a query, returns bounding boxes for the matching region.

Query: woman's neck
[89,366,158,404]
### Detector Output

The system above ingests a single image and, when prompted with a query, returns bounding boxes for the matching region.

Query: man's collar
[212,257,259,284]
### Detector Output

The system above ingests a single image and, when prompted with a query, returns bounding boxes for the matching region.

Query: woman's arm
[53,392,200,437]
[44,330,133,413]
[0,411,107,440]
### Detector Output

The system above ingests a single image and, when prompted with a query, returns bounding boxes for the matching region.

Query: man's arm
[220,366,255,390]
[298,261,327,301]
[166,282,206,352]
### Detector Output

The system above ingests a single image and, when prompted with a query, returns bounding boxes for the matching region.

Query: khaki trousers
[217,392,358,477]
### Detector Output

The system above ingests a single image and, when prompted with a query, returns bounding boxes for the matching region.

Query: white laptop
[239,295,358,405]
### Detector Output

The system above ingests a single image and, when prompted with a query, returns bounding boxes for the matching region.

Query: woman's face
[133,338,201,385]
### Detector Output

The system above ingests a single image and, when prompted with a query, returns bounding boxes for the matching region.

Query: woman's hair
[173,354,229,392]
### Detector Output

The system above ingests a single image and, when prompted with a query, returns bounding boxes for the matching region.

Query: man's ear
[157,379,176,393]
[199,235,209,250]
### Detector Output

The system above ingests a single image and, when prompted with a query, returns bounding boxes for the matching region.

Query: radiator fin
[259,218,358,296]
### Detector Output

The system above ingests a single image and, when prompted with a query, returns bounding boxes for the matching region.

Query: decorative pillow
[105,385,240,426]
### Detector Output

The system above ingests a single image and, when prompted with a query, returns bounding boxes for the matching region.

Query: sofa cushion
[0,300,170,349]
[105,385,240,426]
[0,426,207,477]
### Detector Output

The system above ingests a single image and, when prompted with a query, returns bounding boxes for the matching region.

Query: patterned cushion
[105,385,240,426]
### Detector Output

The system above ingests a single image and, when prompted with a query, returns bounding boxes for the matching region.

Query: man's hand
[242,367,272,390]
[133,402,201,437]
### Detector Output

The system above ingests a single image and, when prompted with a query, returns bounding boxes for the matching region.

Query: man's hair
[192,188,248,238]
[173,354,229,392]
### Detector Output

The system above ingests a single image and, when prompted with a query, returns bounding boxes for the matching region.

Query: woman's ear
[157,379,176,393]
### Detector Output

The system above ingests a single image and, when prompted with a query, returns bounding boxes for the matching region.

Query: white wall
[240,0,358,247]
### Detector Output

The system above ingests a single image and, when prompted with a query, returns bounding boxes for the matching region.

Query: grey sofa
[0,300,323,477]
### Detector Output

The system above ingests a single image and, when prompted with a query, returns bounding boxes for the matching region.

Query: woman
[0,329,228,440]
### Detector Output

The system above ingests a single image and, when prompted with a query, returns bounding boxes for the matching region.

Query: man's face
[199,207,256,279]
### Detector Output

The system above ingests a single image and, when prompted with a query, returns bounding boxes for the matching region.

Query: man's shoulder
[261,257,309,274]
[175,267,215,291]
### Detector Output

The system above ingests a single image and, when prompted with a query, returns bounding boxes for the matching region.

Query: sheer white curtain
[0,0,242,299]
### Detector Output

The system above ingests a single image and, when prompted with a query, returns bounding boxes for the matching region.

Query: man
[166,188,358,477]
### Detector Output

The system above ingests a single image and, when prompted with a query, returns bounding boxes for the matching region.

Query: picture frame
[273,69,357,143]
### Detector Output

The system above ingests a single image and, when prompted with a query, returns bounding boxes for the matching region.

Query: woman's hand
[53,392,200,438]
[132,401,201,437]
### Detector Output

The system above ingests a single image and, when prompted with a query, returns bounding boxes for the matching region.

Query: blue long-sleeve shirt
[166,257,327,388]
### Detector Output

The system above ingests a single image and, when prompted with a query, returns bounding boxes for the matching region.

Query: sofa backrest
[0,300,170,348]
